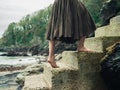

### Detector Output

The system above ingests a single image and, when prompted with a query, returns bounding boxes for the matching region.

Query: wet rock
[24,64,44,74]
[29,45,40,56]
[0,71,22,90]
[16,73,25,86]
[100,42,120,90]
[35,56,47,63]
[16,64,44,86]
[0,65,27,72]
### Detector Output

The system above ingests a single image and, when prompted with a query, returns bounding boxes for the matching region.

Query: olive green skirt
[46,0,96,43]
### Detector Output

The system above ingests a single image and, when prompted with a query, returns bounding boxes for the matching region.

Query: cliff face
[100,0,120,26]
[101,42,120,90]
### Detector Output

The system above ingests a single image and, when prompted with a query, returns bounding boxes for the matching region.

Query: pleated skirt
[46,0,96,43]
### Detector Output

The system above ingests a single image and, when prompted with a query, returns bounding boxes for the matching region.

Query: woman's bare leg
[77,36,95,52]
[47,40,58,68]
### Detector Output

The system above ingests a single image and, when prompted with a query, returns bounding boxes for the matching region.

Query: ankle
[48,54,54,59]
[47,55,55,61]
[78,46,85,50]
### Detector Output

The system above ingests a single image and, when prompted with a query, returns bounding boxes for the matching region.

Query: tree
[0,4,52,49]
[80,0,107,25]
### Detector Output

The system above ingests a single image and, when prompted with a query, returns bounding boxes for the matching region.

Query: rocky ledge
[100,42,120,90]
[0,65,27,72]
[0,63,44,90]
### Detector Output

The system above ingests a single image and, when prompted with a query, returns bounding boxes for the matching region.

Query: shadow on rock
[100,42,120,90]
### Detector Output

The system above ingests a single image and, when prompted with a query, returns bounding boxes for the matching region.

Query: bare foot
[47,56,58,68]
[47,60,59,68]
[78,47,96,53]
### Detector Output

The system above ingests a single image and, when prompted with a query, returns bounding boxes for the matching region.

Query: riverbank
[0,70,24,90]
[0,62,44,90]
[0,64,27,72]
[0,53,47,72]
[0,52,62,89]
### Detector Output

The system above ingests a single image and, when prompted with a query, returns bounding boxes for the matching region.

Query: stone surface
[37,51,107,90]
[43,61,78,90]
[22,74,50,90]
[61,51,78,69]
[110,15,120,25]
[77,52,107,90]
[0,71,22,90]
[21,14,120,90]
[101,42,120,90]
[95,23,120,37]
[16,63,44,87]
[85,37,120,52]
[61,51,107,90]
[0,65,27,72]
[55,54,62,61]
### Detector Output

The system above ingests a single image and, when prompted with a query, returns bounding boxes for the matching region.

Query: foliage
[0,5,52,48]
[80,0,107,25]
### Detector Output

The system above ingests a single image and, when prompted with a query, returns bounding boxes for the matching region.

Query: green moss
[101,42,120,62]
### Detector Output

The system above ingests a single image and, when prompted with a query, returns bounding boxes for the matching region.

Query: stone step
[61,51,107,90]
[61,51,104,69]
[95,23,120,37]
[110,15,120,25]
[43,62,78,90]
[84,36,120,52]
[22,74,50,90]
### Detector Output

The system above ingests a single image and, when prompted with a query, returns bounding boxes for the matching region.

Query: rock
[0,50,28,56]
[16,64,44,86]
[0,65,27,72]
[0,71,22,90]
[35,56,47,63]
[29,45,40,56]
[19,59,22,61]
[100,0,120,26]
[95,19,120,37]
[100,42,120,90]
[110,15,120,24]
[24,64,44,74]
[16,74,25,86]
[55,54,62,61]
[7,51,28,56]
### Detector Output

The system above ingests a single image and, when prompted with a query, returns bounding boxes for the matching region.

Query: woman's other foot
[47,60,59,68]
[77,47,96,53]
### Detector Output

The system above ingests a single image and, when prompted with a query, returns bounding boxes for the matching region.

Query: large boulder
[100,0,120,26]
[16,64,44,87]
[100,42,120,90]
[0,71,25,90]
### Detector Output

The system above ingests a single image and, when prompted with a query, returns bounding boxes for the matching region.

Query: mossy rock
[100,42,120,90]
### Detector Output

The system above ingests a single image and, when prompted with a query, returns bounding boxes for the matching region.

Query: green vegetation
[0,1,107,51]
[81,0,107,25]
[0,5,52,50]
